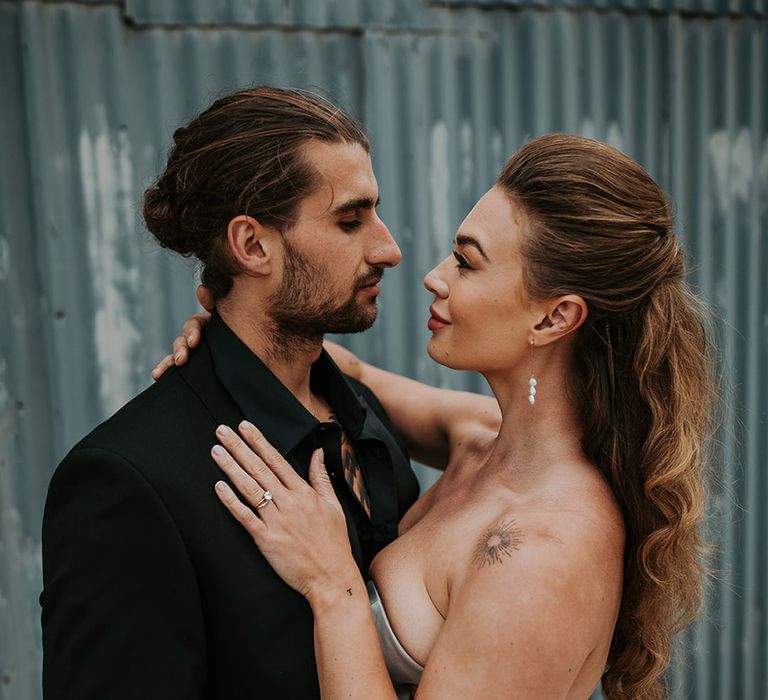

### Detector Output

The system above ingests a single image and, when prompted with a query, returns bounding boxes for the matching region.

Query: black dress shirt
[206,311,419,569]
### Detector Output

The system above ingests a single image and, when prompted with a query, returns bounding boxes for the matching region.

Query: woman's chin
[426,339,467,371]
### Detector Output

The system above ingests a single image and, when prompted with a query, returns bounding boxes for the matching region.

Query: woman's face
[423,186,539,373]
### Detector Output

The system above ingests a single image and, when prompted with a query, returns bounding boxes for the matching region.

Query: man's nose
[367,216,402,268]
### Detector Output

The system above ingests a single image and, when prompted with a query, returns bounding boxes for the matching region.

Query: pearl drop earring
[528,340,537,406]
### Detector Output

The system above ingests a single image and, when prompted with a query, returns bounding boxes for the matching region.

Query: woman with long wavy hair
[160,134,715,699]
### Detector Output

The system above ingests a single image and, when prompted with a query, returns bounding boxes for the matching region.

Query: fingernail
[187,335,194,344]
[174,352,183,363]
[239,420,255,432]
[216,425,229,436]
[317,447,325,464]
[212,445,224,456]
[214,481,226,492]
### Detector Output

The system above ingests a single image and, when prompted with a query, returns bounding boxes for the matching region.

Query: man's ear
[532,295,588,344]
[226,214,278,277]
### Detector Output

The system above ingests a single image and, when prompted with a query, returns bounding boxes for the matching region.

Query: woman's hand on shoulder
[151,286,213,380]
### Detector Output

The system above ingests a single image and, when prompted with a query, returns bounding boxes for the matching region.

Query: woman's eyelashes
[453,250,473,270]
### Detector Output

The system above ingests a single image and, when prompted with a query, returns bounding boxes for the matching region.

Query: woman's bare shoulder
[549,459,626,547]
[523,461,625,571]
[453,462,625,619]
[421,476,624,698]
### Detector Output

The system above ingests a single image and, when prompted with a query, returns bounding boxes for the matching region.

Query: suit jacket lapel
[177,339,245,433]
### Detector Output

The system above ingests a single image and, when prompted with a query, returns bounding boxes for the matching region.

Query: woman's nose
[423,258,450,298]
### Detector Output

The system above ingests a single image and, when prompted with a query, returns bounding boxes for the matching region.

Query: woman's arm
[323,341,501,470]
[309,580,398,700]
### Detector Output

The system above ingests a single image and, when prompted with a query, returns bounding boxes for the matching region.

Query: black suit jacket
[41,338,419,699]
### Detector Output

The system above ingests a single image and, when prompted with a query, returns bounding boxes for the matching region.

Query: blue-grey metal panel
[0,5,49,696]
[434,0,768,16]
[1,1,766,699]
[24,0,122,4]
[124,0,455,29]
[125,0,768,25]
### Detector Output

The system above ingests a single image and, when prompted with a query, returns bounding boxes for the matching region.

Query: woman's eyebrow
[455,233,490,262]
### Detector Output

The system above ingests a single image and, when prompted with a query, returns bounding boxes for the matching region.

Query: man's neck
[218,307,324,414]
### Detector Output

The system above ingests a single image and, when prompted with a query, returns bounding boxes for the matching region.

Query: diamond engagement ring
[254,491,273,510]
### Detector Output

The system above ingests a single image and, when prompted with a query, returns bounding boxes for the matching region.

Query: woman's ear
[226,214,277,277]
[533,295,588,343]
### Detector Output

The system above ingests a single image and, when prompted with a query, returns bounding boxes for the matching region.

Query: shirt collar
[205,311,366,454]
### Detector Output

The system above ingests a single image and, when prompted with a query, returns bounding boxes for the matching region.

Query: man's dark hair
[143,86,370,299]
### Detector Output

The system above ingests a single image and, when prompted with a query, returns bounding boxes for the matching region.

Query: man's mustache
[356,267,384,288]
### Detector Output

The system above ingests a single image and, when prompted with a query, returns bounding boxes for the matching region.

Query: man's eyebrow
[331,196,380,215]
[455,233,490,262]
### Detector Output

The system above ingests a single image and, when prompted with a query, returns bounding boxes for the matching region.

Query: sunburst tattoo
[472,519,523,569]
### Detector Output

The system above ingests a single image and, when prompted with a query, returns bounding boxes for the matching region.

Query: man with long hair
[41,87,420,699]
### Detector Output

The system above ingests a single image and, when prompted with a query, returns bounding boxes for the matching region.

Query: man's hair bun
[142,182,196,257]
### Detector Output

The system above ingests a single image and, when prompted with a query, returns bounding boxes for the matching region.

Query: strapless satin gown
[367,580,424,700]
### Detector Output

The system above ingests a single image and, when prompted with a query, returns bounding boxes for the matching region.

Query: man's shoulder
[73,368,195,453]
[49,363,228,511]
[59,363,230,495]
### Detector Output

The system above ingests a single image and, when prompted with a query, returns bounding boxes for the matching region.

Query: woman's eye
[453,251,472,270]
[339,219,362,231]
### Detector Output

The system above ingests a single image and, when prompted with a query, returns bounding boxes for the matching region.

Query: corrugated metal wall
[1,1,765,698]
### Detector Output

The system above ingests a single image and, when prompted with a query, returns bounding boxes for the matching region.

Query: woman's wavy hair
[498,134,716,699]
[143,86,369,300]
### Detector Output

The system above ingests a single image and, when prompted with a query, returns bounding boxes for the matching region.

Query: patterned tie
[329,412,371,517]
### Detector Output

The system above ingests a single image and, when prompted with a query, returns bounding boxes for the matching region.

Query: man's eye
[453,251,472,270]
[340,219,362,231]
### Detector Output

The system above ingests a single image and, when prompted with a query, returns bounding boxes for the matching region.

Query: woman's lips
[428,307,451,331]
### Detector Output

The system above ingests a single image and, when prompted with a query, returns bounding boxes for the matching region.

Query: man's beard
[264,238,383,361]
